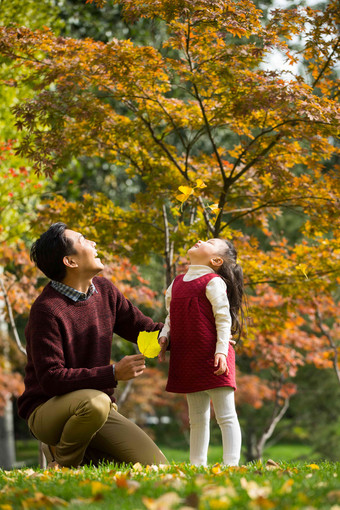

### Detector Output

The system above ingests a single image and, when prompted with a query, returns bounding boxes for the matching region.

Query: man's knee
[75,391,112,427]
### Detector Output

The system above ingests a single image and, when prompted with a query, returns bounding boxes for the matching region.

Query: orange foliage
[0,0,339,422]
[0,367,24,415]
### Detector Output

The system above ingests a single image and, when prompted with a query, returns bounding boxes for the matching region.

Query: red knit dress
[166,273,236,394]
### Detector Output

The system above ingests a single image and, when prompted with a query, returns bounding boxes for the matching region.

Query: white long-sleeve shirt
[160,265,232,356]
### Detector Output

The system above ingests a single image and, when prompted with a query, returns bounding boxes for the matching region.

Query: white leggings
[186,387,241,467]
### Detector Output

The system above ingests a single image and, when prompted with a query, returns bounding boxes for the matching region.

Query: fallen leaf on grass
[279,478,294,494]
[240,478,272,499]
[23,471,54,482]
[142,492,181,509]
[201,483,237,508]
[125,480,141,494]
[91,481,111,496]
[114,475,140,493]
[205,499,232,509]
[211,463,222,474]
[114,475,129,488]
[328,490,340,502]
[155,473,183,490]
[22,469,36,477]
[22,492,68,509]
[249,496,276,509]
[193,474,207,487]
[307,464,320,470]
[265,459,280,470]
[202,485,237,499]
[227,466,248,473]
[0,504,14,510]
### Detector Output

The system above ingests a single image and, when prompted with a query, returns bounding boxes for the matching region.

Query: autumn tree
[0,0,339,459]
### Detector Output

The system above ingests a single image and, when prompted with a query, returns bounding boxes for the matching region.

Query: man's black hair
[30,222,77,282]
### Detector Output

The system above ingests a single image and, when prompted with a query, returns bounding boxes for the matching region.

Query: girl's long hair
[215,240,246,341]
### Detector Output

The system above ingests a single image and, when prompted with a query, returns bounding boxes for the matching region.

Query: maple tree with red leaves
[0,0,339,458]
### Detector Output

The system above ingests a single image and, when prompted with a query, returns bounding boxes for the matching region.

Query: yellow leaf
[211,463,222,474]
[137,331,161,358]
[208,204,220,216]
[240,478,272,499]
[207,500,230,509]
[132,462,143,471]
[142,492,181,510]
[178,185,194,195]
[176,185,195,204]
[1,505,14,510]
[91,481,111,495]
[22,493,68,509]
[279,478,294,494]
[296,264,309,279]
[195,179,206,189]
[176,194,189,203]
[307,464,320,470]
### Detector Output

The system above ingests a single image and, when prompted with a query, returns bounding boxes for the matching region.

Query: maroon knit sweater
[17,276,162,421]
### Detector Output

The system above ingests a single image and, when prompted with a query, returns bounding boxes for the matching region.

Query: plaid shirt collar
[51,280,98,302]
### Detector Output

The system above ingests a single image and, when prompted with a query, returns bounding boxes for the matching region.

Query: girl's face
[187,239,226,267]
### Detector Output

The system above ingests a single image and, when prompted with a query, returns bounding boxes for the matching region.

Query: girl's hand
[214,353,229,375]
[158,336,169,362]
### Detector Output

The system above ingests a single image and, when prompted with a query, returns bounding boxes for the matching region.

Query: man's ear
[210,256,223,268]
[63,255,78,268]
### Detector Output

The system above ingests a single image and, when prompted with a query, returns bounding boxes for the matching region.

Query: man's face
[64,229,104,275]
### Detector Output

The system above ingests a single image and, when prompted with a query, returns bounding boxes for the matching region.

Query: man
[17,223,167,468]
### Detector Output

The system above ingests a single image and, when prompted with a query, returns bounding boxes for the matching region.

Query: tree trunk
[0,272,17,469]
[244,396,290,462]
[162,204,176,287]
[245,429,261,462]
[0,398,16,469]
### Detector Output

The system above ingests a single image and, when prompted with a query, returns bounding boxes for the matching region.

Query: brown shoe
[47,460,62,469]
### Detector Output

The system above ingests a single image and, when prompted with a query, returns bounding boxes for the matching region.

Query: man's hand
[114,354,146,381]
[158,336,169,362]
[214,353,229,376]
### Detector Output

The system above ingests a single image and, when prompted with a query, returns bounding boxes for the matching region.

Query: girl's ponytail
[216,241,246,341]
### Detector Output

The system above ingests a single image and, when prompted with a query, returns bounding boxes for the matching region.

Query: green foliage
[0,141,47,244]
[290,366,340,461]
[0,0,62,30]
[0,0,63,137]
[59,0,167,46]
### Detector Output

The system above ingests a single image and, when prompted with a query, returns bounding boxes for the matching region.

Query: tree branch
[257,395,290,456]
[312,37,340,89]
[162,203,175,287]
[0,278,26,356]
[314,303,340,385]
[197,196,215,235]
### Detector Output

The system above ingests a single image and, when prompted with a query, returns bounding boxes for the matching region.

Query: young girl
[158,238,245,467]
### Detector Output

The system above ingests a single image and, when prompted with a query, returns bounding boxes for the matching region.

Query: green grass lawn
[1,459,339,509]
[15,439,318,468]
[8,439,336,509]
[161,443,318,465]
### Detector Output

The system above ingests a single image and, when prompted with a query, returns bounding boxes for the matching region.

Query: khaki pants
[28,389,167,468]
